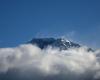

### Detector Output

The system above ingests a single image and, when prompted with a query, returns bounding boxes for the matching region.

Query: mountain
[28,38,80,49]
[28,38,93,51]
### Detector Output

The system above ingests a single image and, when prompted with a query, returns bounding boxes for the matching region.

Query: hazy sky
[0,0,100,48]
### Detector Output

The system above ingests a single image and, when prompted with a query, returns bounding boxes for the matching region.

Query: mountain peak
[28,37,80,50]
[60,37,71,45]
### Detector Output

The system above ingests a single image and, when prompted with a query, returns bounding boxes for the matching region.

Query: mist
[0,44,100,80]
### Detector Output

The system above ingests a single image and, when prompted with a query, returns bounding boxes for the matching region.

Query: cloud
[0,44,100,80]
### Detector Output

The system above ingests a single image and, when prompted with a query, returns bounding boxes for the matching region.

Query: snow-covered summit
[29,37,80,50]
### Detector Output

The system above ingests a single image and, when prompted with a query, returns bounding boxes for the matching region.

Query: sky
[0,0,100,48]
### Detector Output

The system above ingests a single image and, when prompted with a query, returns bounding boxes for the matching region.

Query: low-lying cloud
[0,44,100,80]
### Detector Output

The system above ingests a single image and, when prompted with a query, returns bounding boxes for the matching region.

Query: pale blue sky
[0,0,100,48]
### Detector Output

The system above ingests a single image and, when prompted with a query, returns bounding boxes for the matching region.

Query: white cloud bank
[0,44,100,80]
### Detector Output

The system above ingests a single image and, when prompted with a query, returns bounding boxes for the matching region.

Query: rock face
[29,38,80,50]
